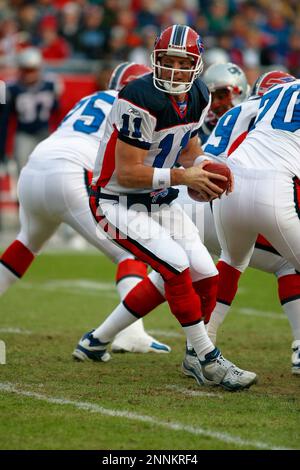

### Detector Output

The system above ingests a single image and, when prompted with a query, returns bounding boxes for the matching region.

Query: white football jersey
[92,74,211,194]
[203,97,260,160]
[28,90,118,171]
[229,80,300,177]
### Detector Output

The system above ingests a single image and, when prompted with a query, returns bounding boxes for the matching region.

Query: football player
[182,70,300,378]
[210,73,300,375]
[0,48,60,174]
[0,62,171,355]
[73,25,257,391]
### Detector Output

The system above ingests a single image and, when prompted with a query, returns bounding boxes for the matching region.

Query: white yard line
[165,385,223,398]
[19,280,118,298]
[0,327,32,335]
[0,382,291,450]
[147,329,183,338]
[237,308,287,320]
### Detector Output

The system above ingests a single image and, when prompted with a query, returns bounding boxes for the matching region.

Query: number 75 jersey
[92,73,210,194]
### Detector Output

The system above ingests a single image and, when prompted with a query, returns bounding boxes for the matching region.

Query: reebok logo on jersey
[128,107,141,117]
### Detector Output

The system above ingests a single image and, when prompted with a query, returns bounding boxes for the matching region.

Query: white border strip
[0,382,291,450]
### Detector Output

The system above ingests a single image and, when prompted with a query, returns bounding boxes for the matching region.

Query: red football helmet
[251,70,296,97]
[151,24,204,94]
[108,62,152,91]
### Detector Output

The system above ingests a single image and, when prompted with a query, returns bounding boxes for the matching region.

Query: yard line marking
[19,280,118,298]
[165,385,223,398]
[237,308,287,320]
[0,382,291,450]
[0,327,32,335]
[147,329,183,338]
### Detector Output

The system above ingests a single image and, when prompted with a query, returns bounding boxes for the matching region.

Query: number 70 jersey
[92,74,210,194]
[228,80,300,176]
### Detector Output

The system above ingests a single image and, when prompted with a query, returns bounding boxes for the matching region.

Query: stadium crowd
[0,0,300,77]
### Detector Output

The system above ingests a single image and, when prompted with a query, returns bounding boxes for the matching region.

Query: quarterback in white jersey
[211,76,300,374]
[74,25,257,391]
[0,62,171,356]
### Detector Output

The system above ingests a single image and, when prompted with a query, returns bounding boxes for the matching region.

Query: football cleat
[291,340,300,375]
[72,330,111,362]
[111,333,171,354]
[200,348,257,391]
[181,346,205,386]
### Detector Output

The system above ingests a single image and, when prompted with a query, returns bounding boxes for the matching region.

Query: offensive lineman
[181,70,300,381]
[0,62,170,356]
[210,77,300,377]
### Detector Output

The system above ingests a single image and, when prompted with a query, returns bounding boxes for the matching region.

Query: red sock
[278,274,300,305]
[217,261,241,305]
[116,259,148,284]
[0,240,34,278]
[123,277,165,317]
[193,274,219,323]
[165,268,202,326]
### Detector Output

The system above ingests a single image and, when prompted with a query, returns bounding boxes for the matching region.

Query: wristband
[152,168,171,189]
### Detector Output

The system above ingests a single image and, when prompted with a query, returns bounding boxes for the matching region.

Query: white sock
[117,276,142,300]
[207,302,230,344]
[282,299,300,341]
[116,277,147,338]
[183,321,215,361]
[92,303,139,343]
[0,263,19,295]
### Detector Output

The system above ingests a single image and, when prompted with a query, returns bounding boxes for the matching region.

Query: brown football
[188,161,231,202]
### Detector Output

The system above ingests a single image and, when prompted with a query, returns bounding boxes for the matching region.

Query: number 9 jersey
[92,73,211,194]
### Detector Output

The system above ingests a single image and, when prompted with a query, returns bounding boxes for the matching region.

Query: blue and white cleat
[111,333,171,354]
[72,330,111,362]
[200,348,257,391]
[291,340,300,375]
[182,346,205,386]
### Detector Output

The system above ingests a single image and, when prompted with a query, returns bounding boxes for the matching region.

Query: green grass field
[0,251,299,450]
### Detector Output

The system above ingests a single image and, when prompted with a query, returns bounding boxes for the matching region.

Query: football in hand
[188,161,231,202]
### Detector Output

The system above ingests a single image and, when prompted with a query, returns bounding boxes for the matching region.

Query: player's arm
[115,139,225,198]
[178,134,203,168]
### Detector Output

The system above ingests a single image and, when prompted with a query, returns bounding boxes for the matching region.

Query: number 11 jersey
[92,73,210,194]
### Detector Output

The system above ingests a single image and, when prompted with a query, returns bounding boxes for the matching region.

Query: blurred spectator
[128,25,158,66]
[0,15,30,64]
[18,4,40,39]
[136,0,159,29]
[77,5,106,59]
[206,0,231,35]
[0,47,61,174]
[0,0,299,80]
[286,31,300,77]
[242,26,263,68]
[105,25,128,61]
[58,2,82,54]
[39,16,71,60]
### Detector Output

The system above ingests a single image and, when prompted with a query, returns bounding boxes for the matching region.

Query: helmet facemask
[151,50,203,94]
